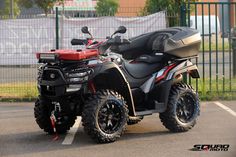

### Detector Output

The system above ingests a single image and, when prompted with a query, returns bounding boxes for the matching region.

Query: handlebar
[71,39,88,45]
[71,35,130,55]
[98,36,130,54]
[106,36,131,45]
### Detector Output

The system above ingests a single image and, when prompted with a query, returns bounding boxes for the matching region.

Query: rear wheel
[159,83,200,132]
[82,90,128,143]
[34,97,76,134]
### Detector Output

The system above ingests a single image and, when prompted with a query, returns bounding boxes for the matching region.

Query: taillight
[155,63,177,82]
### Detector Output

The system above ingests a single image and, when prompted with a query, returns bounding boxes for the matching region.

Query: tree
[0,0,20,17]
[142,0,197,26]
[0,0,64,17]
[18,0,64,16]
[95,0,119,16]
[34,0,55,16]
[18,0,34,9]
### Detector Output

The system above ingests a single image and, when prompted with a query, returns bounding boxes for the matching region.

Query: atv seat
[123,61,163,79]
[135,54,165,64]
[118,30,175,60]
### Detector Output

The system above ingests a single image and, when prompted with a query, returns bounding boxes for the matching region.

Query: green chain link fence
[181,1,236,99]
[0,2,236,100]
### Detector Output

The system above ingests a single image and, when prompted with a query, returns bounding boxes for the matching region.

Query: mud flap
[149,79,172,113]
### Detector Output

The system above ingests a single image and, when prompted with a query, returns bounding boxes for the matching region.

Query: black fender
[167,60,200,80]
[89,62,136,116]
[150,60,200,113]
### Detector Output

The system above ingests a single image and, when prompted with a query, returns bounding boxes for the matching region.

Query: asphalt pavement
[0,101,236,157]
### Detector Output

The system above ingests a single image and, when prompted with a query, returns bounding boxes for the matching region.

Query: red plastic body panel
[36,49,99,61]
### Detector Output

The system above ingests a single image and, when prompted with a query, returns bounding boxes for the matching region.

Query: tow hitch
[50,102,62,141]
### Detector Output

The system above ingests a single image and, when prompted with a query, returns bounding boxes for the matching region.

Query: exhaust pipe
[172,74,183,84]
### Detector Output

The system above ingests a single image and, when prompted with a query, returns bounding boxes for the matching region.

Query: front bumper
[38,66,91,97]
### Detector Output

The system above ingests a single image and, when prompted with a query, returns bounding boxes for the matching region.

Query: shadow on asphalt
[122,130,172,140]
[0,127,174,156]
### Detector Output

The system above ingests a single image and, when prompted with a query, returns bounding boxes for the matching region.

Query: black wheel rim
[98,99,123,134]
[176,93,196,123]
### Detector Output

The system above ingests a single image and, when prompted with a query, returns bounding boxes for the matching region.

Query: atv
[35,26,201,143]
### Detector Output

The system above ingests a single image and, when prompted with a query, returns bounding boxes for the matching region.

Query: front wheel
[82,90,128,143]
[159,83,200,132]
[34,97,76,134]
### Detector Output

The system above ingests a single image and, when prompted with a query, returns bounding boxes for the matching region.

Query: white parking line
[214,101,236,117]
[62,116,81,145]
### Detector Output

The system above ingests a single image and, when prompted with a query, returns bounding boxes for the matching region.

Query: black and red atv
[35,26,201,143]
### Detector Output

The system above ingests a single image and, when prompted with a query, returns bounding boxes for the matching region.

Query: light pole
[10,0,14,18]
[61,0,65,49]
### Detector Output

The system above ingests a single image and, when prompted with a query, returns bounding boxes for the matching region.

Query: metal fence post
[56,7,59,49]
[233,46,236,77]
[180,3,188,83]
[180,4,187,27]
[232,27,236,77]
[10,0,14,18]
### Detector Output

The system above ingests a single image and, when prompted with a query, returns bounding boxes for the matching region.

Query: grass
[0,79,236,101]
[190,78,236,100]
[0,82,38,101]
[199,35,233,52]
[200,41,230,52]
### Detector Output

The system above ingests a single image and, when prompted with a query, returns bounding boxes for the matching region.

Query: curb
[0,97,37,102]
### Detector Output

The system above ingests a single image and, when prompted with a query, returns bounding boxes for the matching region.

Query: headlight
[39,53,57,60]
[65,68,92,83]
[67,72,88,78]
[68,76,89,83]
